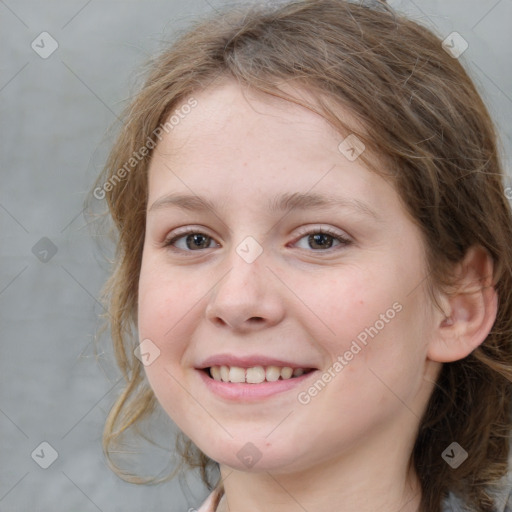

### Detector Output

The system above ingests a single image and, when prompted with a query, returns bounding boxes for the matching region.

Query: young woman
[89,1,512,510]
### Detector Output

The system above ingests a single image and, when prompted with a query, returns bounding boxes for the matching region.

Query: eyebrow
[148,192,382,221]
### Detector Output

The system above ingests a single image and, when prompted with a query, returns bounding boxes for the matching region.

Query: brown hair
[86,1,512,510]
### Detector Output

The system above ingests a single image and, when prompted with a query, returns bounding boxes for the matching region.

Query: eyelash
[162,226,352,254]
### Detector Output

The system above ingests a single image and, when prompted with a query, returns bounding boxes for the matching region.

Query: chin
[195,438,309,473]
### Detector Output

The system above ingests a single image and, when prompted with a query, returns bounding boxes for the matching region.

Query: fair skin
[137,79,497,512]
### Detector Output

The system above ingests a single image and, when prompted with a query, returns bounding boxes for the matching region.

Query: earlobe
[427,246,498,363]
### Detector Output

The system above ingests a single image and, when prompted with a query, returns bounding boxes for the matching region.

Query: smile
[207,365,314,383]
[197,366,319,401]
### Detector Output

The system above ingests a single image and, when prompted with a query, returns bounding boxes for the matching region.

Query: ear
[427,245,498,363]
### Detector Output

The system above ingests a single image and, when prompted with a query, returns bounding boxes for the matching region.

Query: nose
[205,250,286,332]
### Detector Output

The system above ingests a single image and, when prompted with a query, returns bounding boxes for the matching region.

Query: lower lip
[197,369,317,401]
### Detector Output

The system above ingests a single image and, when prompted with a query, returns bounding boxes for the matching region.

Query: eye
[162,226,352,254]
[163,229,218,252]
[292,226,352,251]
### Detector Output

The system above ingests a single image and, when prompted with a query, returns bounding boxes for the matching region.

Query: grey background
[1,1,511,511]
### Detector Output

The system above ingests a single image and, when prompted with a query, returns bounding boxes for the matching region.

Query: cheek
[295,263,428,391]
[330,295,430,414]
[288,264,400,352]
[137,270,199,426]
[137,262,200,342]
[137,266,198,406]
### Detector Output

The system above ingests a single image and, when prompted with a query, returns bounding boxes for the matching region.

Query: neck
[217,445,422,512]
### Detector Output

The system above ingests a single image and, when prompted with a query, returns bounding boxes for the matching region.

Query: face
[137,79,441,474]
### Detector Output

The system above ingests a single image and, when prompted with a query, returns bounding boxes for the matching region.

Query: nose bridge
[205,238,284,329]
[214,240,266,303]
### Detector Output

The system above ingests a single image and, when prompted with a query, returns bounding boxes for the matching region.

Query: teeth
[246,366,265,384]
[220,365,229,382]
[229,366,246,383]
[281,367,293,379]
[210,366,221,381]
[208,365,309,383]
[266,366,281,382]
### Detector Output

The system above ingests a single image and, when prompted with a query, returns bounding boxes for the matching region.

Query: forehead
[146,79,401,222]
[157,78,368,161]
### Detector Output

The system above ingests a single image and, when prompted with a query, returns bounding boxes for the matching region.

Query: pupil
[309,233,333,249]
[187,234,209,249]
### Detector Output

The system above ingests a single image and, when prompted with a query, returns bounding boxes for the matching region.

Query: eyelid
[162,225,218,250]
[292,225,352,244]
[164,225,214,240]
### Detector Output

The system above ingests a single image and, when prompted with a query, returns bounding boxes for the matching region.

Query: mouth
[202,365,317,384]
[195,354,320,400]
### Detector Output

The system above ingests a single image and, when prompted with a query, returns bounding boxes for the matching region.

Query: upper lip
[196,354,317,370]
